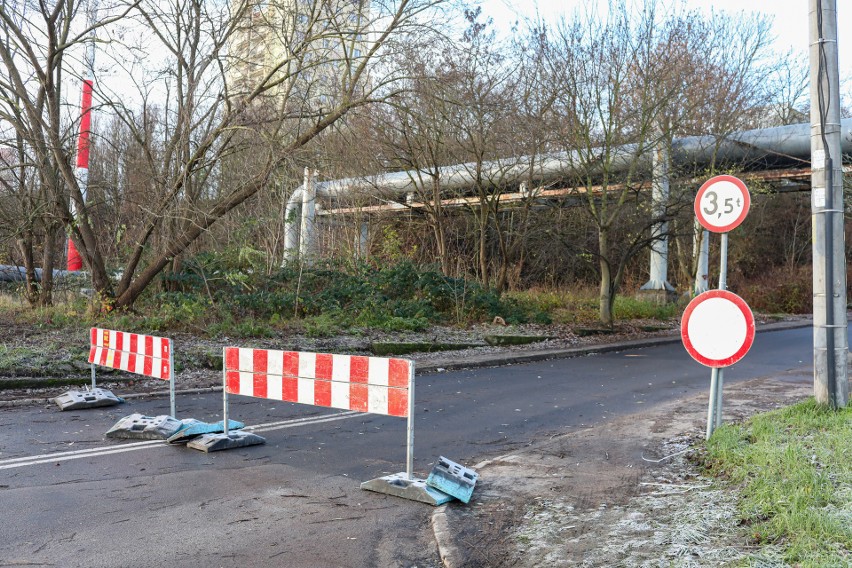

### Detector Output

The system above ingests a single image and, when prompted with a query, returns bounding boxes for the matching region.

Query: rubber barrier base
[361,473,454,506]
[426,456,478,503]
[54,388,124,411]
[105,413,183,440]
[186,431,266,452]
[166,419,245,444]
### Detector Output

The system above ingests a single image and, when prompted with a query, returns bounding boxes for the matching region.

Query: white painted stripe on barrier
[370,357,389,387]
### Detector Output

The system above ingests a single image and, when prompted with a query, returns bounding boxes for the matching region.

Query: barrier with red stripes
[222,347,415,477]
[89,328,176,417]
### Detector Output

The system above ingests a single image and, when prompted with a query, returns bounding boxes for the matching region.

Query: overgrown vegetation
[1,259,557,337]
[702,399,852,566]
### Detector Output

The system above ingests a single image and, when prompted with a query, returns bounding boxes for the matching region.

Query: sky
[479,0,852,83]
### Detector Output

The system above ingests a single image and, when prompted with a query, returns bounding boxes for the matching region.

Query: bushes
[144,256,544,335]
[736,265,813,314]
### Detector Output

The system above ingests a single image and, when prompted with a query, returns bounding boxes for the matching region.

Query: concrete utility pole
[809,0,848,408]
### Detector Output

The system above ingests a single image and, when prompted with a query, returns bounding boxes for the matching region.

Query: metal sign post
[686,175,753,439]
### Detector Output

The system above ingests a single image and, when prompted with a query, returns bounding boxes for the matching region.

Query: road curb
[417,319,812,374]
[431,505,464,568]
[0,320,812,408]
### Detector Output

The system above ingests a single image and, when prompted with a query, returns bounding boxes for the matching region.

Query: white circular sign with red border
[681,290,755,368]
[694,175,750,233]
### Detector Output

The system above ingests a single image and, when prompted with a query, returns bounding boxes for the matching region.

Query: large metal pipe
[312,119,852,200]
[286,119,852,256]
[0,265,72,282]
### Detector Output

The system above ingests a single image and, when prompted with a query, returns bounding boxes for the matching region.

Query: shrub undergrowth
[144,258,545,336]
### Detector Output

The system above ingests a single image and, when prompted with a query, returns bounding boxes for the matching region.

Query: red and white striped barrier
[221,347,415,476]
[89,328,176,416]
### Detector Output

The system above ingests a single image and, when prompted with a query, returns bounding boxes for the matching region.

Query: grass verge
[702,398,851,567]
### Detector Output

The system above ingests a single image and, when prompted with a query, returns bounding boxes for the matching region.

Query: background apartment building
[227,0,371,110]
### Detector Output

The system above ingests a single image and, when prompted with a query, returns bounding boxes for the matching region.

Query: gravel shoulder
[432,370,815,567]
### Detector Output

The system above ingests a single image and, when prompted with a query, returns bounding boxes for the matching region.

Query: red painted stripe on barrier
[143,354,152,376]
[88,346,96,364]
[90,328,96,347]
[129,333,138,355]
[226,370,240,394]
[350,356,369,383]
[99,346,109,366]
[253,349,267,399]
[388,359,409,388]
[114,331,124,353]
[388,388,408,417]
[144,335,153,357]
[314,377,331,407]
[282,376,298,402]
[315,353,332,381]
[350,383,369,413]
[225,347,239,372]
[283,351,299,378]
[314,353,332,406]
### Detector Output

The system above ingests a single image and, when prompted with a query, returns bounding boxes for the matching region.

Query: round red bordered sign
[681,290,755,368]
[694,175,750,233]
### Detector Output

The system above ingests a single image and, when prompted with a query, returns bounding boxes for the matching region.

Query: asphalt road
[0,326,829,567]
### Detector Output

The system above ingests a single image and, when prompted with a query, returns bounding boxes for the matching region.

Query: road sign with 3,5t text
[681,289,755,368]
[694,175,750,233]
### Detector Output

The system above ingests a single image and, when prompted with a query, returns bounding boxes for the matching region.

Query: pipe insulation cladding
[309,119,852,201]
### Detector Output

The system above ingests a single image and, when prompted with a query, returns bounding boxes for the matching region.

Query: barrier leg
[91,363,96,390]
[223,350,229,436]
[186,347,264,452]
[406,362,415,480]
[169,347,176,418]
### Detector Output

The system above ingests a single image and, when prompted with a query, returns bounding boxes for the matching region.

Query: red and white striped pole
[67,1,98,271]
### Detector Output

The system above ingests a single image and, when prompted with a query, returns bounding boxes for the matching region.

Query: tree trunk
[431,178,450,276]
[38,224,60,307]
[478,201,489,288]
[16,233,39,306]
[598,229,614,327]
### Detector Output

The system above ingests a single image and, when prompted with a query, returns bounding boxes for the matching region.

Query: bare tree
[0,0,446,310]
[531,0,777,326]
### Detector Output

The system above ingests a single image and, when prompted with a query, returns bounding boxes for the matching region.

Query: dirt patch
[437,372,813,567]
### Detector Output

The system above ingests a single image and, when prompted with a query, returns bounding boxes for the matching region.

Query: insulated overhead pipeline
[311,119,852,202]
